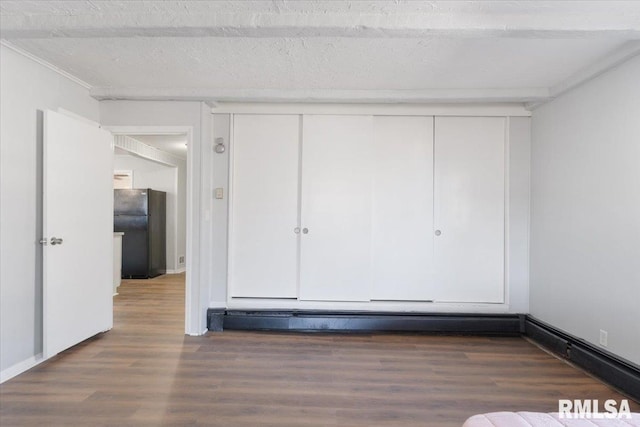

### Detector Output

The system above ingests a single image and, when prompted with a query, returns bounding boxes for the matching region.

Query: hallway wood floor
[1,273,637,426]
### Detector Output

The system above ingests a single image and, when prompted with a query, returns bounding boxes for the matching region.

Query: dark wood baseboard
[524,315,640,402]
[211,309,523,335]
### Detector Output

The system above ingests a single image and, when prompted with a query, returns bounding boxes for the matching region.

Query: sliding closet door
[299,115,373,301]
[229,114,300,298]
[371,116,435,300]
[434,117,505,303]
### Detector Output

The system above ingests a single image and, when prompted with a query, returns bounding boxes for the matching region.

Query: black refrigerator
[114,189,166,279]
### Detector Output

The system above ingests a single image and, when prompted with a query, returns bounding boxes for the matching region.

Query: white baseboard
[1,354,43,384]
[186,328,209,337]
[165,268,186,274]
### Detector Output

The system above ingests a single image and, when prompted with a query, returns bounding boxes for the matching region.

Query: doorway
[107,127,193,334]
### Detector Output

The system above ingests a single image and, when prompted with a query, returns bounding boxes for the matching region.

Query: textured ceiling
[1,1,639,103]
[7,37,626,90]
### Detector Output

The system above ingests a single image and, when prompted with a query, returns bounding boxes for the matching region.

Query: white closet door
[371,116,435,301]
[300,115,373,301]
[434,117,506,303]
[230,114,300,298]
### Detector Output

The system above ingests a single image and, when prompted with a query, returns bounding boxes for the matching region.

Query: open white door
[43,110,114,359]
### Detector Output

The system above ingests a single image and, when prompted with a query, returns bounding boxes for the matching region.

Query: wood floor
[1,274,637,426]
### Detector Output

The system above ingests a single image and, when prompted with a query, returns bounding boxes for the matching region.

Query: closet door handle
[434,230,442,236]
[294,227,300,234]
[302,228,309,234]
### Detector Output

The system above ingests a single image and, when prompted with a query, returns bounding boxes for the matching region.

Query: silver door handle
[294,227,300,234]
[39,238,48,245]
[50,237,63,245]
[302,228,309,234]
[434,230,441,236]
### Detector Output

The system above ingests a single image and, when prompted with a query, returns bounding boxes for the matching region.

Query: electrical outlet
[599,329,608,347]
[179,255,185,264]
[215,188,224,199]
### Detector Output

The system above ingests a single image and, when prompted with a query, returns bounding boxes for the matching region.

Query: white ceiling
[115,134,188,160]
[1,1,639,104]
[129,134,188,160]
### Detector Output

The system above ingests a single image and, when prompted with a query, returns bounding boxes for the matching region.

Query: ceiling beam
[3,27,640,40]
[2,1,640,39]
[90,87,550,104]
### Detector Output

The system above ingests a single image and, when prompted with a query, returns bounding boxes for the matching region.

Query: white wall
[100,101,213,335]
[210,114,230,307]
[0,44,100,375]
[176,160,187,272]
[530,55,640,365]
[114,154,181,272]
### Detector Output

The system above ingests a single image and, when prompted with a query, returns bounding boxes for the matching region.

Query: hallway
[114,273,186,335]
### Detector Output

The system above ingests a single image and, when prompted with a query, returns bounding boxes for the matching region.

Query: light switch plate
[215,188,224,199]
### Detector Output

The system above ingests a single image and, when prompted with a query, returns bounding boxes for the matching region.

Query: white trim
[173,165,180,274]
[185,119,197,335]
[165,268,186,274]
[105,125,197,335]
[102,126,189,135]
[194,329,208,336]
[525,120,532,314]
[209,300,228,309]
[503,117,511,306]
[226,114,235,299]
[212,102,531,117]
[0,40,92,89]
[1,354,43,384]
[201,103,214,333]
[226,298,512,313]
[42,111,51,360]
[91,87,546,105]
[295,115,304,301]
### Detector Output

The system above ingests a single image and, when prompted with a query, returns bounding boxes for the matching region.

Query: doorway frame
[105,125,199,335]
